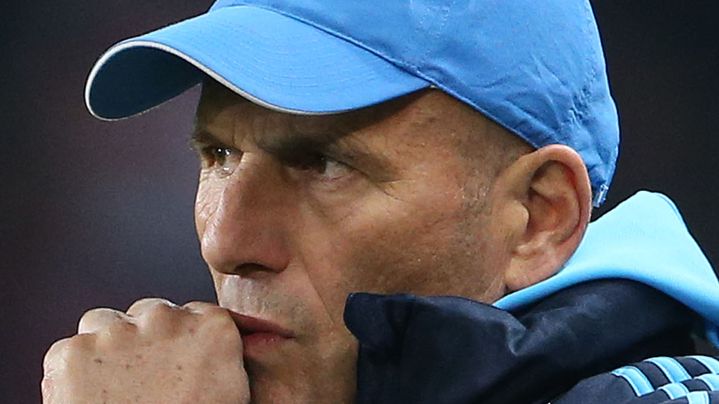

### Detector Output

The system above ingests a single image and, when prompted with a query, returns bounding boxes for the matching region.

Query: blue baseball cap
[85,0,619,206]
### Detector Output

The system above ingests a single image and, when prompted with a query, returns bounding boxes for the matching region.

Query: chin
[244,345,357,404]
[247,374,344,404]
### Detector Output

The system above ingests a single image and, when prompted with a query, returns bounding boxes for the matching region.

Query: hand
[42,298,250,404]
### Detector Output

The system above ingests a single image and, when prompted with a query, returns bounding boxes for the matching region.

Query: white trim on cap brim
[85,39,341,121]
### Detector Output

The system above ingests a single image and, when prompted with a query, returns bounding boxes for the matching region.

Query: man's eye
[295,154,353,181]
[202,146,232,167]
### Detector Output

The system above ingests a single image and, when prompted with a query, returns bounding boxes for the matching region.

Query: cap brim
[85,5,430,120]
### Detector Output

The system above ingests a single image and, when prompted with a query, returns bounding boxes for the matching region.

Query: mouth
[228,312,295,358]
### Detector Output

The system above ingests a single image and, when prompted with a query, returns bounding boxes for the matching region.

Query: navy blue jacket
[346,280,719,403]
[344,192,719,403]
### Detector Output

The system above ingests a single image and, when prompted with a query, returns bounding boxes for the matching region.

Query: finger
[126,298,192,339]
[43,334,95,374]
[41,339,65,401]
[182,302,240,344]
[43,338,72,374]
[78,307,130,334]
[182,301,224,315]
[182,301,236,332]
[182,301,238,331]
[40,369,53,401]
[126,297,179,317]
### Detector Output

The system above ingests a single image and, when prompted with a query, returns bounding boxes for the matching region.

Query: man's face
[193,84,512,402]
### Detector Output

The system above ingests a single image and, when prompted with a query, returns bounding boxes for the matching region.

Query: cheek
[346,215,461,294]
[194,175,221,237]
[299,181,478,302]
[346,210,500,300]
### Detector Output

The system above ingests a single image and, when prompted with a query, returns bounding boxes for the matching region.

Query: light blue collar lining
[495,191,719,347]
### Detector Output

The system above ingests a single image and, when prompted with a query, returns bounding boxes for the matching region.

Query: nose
[198,152,292,276]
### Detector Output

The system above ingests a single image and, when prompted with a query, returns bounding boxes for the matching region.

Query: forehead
[196,80,425,137]
[193,80,498,161]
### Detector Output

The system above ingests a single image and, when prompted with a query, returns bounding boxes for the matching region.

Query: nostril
[232,262,283,277]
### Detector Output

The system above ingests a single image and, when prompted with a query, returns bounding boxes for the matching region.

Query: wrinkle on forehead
[195,78,433,145]
[194,78,531,192]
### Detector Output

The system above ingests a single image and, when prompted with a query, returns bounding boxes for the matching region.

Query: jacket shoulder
[555,355,719,404]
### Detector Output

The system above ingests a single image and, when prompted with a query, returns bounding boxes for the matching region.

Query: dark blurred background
[1,1,718,401]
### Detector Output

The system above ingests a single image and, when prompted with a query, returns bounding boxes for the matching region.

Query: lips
[229,312,295,337]
[228,312,295,357]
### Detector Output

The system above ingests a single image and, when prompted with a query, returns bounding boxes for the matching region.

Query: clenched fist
[42,298,250,404]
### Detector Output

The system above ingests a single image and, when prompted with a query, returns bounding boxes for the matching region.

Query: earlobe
[499,145,592,292]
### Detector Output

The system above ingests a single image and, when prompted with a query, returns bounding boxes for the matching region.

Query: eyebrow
[190,123,396,177]
[189,124,339,156]
[189,128,223,151]
[256,131,340,160]
[262,131,397,176]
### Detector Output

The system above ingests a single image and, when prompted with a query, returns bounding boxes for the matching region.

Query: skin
[193,84,527,402]
[42,82,592,403]
[42,300,249,404]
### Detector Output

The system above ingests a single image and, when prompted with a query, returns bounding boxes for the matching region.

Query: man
[43,1,719,403]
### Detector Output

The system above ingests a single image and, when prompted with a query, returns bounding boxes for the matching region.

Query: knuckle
[129,299,189,337]
[96,318,137,343]
[43,334,94,369]
[41,334,96,403]
[78,307,125,334]
[65,333,95,352]
[43,338,71,368]
[182,301,214,313]
[40,374,52,397]
[202,309,238,334]
[127,297,178,317]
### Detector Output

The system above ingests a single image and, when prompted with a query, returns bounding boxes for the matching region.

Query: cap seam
[567,2,613,188]
[240,3,607,161]
[211,2,550,153]
[555,2,607,195]
[417,0,455,68]
[558,1,601,141]
[560,62,599,144]
[224,3,434,86]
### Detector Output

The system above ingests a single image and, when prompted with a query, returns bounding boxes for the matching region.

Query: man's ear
[492,145,592,292]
